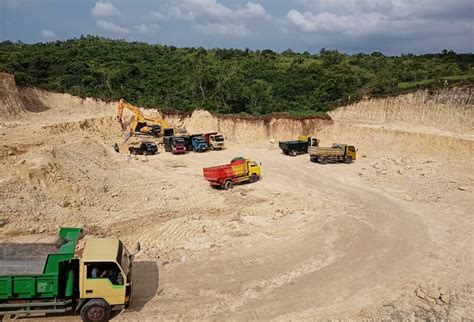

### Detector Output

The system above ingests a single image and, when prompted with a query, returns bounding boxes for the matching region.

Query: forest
[0,36,473,116]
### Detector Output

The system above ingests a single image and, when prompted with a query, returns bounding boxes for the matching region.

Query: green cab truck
[0,227,139,322]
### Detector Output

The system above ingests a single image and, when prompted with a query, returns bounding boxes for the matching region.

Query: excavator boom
[116,99,172,137]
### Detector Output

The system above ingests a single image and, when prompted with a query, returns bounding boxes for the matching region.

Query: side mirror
[131,242,141,258]
[260,162,262,166]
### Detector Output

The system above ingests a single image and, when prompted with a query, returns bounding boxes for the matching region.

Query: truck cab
[170,137,186,154]
[204,133,225,150]
[80,239,132,309]
[164,136,186,154]
[191,136,209,152]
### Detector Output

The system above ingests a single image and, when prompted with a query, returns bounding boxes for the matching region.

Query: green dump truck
[0,227,139,322]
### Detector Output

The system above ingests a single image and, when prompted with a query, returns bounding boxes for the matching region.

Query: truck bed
[0,236,62,275]
[308,146,345,156]
[203,159,247,182]
[279,140,308,152]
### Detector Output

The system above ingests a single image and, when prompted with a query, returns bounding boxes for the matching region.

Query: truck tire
[344,156,353,164]
[250,174,258,183]
[310,156,318,163]
[319,156,328,164]
[224,180,234,190]
[290,150,297,157]
[210,145,215,151]
[80,299,111,322]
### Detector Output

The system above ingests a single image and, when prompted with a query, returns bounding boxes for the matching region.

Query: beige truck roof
[81,238,119,262]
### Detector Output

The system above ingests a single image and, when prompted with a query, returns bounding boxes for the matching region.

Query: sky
[0,0,473,55]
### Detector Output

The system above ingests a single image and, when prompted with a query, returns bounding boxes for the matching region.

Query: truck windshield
[174,139,184,145]
[213,135,224,142]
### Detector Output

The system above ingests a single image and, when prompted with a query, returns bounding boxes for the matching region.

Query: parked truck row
[163,132,226,155]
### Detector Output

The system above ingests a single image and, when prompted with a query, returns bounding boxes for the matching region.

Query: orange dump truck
[203,157,262,190]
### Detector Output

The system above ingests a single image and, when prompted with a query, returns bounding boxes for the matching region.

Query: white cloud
[286,0,473,38]
[195,22,251,37]
[149,11,168,22]
[287,10,383,35]
[97,20,130,33]
[164,0,269,21]
[301,0,394,15]
[40,29,56,39]
[91,1,120,18]
[134,24,149,33]
[236,2,267,18]
[158,0,270,38]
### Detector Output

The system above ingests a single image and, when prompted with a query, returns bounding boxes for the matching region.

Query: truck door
[82,262,126,306]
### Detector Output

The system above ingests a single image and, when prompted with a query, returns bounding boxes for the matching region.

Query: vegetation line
[1,36,473,116]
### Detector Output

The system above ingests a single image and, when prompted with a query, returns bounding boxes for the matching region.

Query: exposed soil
[0,72,473,320]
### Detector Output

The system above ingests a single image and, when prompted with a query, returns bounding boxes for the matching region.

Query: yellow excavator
[116,99,175,139]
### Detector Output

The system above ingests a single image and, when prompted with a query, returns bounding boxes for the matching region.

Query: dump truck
[164,136,187,154]
[0,227,139,322]
[128,141,158,155]
[191,135,209,152]
[204,132,225,150]
[279,135,319,156]
[203,157,261,190]
[309,143,357,164]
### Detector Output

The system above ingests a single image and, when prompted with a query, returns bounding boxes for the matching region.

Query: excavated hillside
[0,72,473,321]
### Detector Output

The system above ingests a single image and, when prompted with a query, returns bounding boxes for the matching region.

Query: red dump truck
[203,157,262,190]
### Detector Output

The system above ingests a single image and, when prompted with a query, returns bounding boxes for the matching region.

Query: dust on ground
[0,72,473,320]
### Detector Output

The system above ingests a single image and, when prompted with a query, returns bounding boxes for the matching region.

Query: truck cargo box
[0,228,82,301]
[203,159,246,182]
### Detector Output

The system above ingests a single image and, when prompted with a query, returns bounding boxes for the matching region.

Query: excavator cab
[133,122,160,136]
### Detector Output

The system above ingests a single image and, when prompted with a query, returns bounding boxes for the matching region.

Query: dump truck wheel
[250,174,258,183]
[224,180,234,190]
[80,299,111,322]
[290,150,297,157]
[310,156,318,163]
[319,156,328,164]
[344,156,353,164]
